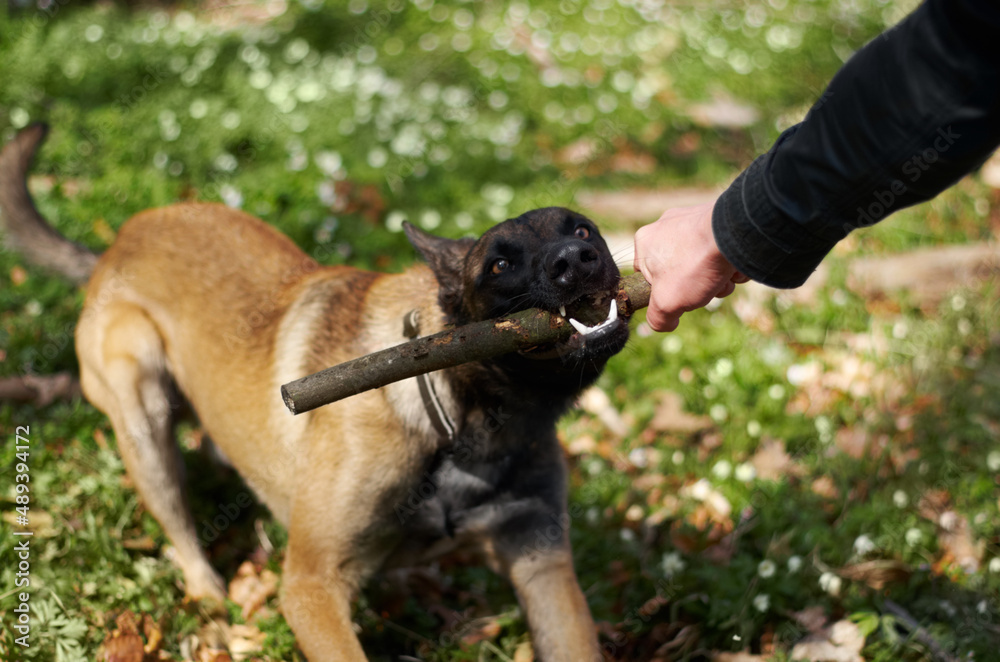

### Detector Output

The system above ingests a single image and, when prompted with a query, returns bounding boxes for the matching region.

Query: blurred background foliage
[2,0,1000,661]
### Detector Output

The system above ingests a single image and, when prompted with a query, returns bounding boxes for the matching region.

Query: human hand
[633,201,749,332]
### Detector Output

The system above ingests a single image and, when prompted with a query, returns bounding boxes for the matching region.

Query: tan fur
[71,204,599,661]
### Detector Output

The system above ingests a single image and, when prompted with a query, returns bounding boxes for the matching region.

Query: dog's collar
[403,309,457,442]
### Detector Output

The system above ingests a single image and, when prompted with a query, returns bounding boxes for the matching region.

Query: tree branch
[281,272,651,414]
[0,372,82,407]
[882,600,958,662]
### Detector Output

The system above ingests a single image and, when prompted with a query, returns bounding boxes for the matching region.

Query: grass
[2,0,999,660]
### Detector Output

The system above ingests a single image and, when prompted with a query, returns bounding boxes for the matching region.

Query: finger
[647,310,681,333]
[643,301,671,332]
[632,225,652,274]
[633,250,652,277]
[731,272,750,284]
[716,281,736,298]
[644,287,681,332]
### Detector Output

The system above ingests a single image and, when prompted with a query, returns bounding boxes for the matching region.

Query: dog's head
[405,207,629,376]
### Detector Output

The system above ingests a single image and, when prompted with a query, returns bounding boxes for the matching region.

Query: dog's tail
[0,123,99,284]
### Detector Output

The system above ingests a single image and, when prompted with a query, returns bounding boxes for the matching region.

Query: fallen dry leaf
[115,611,140,634]
[731,284,776,333]
[649,391,713,434]
[609,145,657,174]
[785,348,906,418]
[197,650,233,662]
[670,130,701,157]
[791,606,829,635]
[790,620,865,662]
[833,426,869,460]
[98,611,151,662]
[917,489,951,520]
[750,438,803,481]
[713,651,769,661]
[2,508,58,537]
[917,492,984,573]
[228,561,279,621]
[635,474,667,491]
[512,25,554,70]
[837,559,912,590]
[731,264,830,334]
[513,640,534,662]
[98,632,145,662]
[228,623,266,661]
[687,95,760,128]
[679,479,732,522]
[699,432,725,458]
[566,434,597,456]
[555,137,601,165]
[186,616,233,662]
[10,265,27,286]
[810,476,840,500]
[123,535,157,551]
[937,513,984,574]
[143,614,163,655]
[578,386,629,438]
[460,616,503,646]
[672,479,735,555]
[332,180,385,224]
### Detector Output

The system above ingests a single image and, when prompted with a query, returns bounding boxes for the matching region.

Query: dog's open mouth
[519,293,629,362]
[566,298,619,340]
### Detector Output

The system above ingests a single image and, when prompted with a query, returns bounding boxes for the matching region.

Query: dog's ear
[404,222,475,316]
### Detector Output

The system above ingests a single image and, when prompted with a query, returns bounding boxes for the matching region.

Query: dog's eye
[574,225,591,240]
[491,258,509,275]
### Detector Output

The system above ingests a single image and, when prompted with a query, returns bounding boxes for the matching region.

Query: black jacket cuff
[712,141,839,289]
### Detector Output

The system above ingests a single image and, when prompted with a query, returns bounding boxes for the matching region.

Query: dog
[0,124,630,661]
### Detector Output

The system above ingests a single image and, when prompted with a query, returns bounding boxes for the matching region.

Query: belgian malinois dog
[0,124,630,661]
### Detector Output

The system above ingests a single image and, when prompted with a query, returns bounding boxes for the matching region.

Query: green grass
[2,0,1000,660]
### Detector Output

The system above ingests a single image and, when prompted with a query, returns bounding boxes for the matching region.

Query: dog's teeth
[568,300,622,337]
[569,300,620,338]
[559,306,566,318]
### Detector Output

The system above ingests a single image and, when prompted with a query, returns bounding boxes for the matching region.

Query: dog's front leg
[281,545,367,662]
[498,541,602,662]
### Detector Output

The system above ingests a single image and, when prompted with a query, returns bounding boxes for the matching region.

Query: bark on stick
[281,272,651,415]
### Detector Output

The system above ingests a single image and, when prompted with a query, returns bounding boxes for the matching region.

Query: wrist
[712,157,835,289]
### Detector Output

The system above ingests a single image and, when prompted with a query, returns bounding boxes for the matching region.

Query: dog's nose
[545,241,600,289]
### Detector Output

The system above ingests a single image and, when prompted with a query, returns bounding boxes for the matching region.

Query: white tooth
[559,306,566,317]
[569,300,619,337]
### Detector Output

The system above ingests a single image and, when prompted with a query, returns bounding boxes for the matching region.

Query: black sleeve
[712,0,1000,289]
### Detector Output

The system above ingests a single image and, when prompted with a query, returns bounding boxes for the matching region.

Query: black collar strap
[403,309,457,442]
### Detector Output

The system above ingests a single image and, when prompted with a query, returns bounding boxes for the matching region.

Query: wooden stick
[281,272,651,414]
